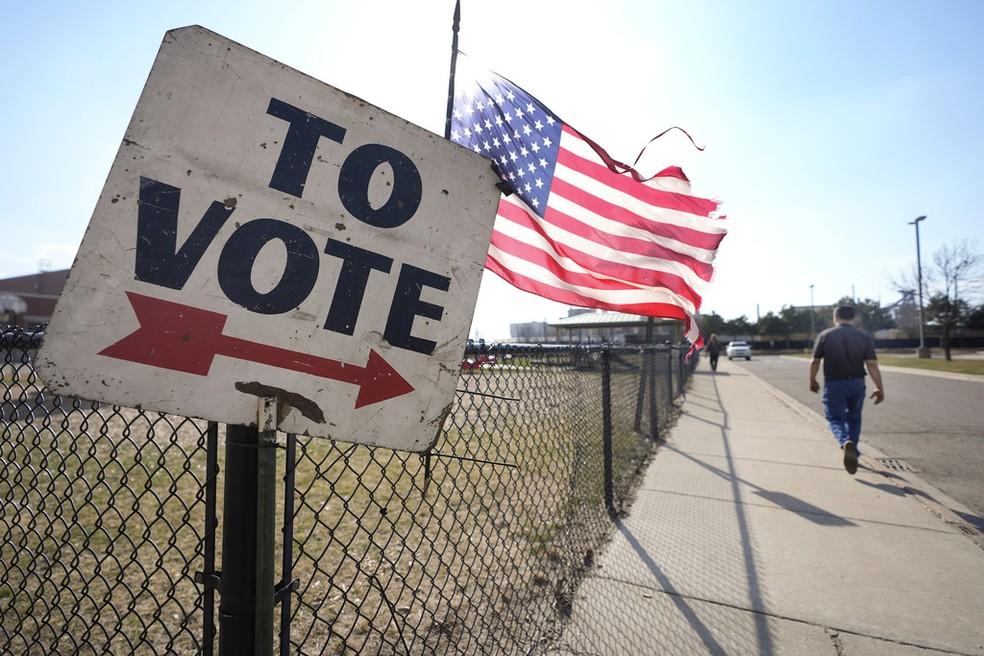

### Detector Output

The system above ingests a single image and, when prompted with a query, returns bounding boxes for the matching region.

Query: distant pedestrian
[706,334,721,372]
[809,306,885,474]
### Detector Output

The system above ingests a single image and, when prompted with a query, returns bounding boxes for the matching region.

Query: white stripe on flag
[488,242,698,314]
[546,194,719,264]
[498,195,709,294]
[553,160,725,235]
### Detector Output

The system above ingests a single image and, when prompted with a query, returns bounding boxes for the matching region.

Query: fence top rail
[1,326,694,358]
[463,340,689,356]
[1,327,44,349]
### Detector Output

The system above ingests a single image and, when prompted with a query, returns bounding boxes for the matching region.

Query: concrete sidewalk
[558,359,984,655]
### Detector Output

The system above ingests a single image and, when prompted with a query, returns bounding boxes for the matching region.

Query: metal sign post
[219,423,260,656]
[218,398,278,656]
[255,398,278,655]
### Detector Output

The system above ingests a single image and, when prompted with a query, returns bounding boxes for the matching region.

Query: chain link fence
[1,326,696,654]
[0,326,212,655]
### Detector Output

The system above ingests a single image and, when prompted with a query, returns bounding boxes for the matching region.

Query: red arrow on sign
[99,291,415,409]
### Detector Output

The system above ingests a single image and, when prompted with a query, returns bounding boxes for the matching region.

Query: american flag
[450,62,726,347]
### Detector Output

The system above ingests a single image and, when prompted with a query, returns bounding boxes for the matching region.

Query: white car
[727,340,752,360]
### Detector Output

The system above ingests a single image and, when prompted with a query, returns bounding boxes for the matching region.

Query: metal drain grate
[877,457,920,472]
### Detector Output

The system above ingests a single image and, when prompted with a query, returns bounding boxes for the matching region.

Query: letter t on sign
[266,98,347,198]
[323,239,394,335]
[384,265,451,355]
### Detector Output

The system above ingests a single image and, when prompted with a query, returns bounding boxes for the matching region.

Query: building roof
[0,269,70,325]
[0,269,69,296]
[549,311,677,328]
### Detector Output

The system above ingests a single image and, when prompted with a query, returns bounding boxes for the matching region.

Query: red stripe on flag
[548,177,724,257]
[556,142,719,217]
[490,230,640,291]
[485,253,690,321]
[653,165,689,182]
[496,201,702,307]
[541,203,714,280]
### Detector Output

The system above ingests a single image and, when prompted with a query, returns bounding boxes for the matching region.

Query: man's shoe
[843,442,858,475]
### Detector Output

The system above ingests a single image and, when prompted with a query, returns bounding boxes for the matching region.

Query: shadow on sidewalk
[615,519,729,655]
[682,398,722,414]
[669,378,858,528]
[855,467,939,505]
[707,374,775,656]
[855,477,984,535]
[955,510,984,534]
[663,443,857,528]
[854,479,916,498]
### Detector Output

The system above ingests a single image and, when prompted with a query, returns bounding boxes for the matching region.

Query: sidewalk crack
[826,628,846,656]
[591,574,978,656]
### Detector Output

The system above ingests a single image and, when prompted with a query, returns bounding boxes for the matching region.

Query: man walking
[706,334,722,372]
[809,305,885,474]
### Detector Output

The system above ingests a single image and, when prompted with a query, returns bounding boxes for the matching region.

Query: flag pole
[444,0,461,139]
[430,0,461,502]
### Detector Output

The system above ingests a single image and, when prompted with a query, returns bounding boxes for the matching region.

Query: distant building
[549,310,681,344]
[891,292,920,336]
[0,269,69,327]
[509,321,559,343]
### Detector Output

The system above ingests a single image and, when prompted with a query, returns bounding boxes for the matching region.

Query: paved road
[731,355,984,527]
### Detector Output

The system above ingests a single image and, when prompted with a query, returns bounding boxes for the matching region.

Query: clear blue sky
[2,1,981,338]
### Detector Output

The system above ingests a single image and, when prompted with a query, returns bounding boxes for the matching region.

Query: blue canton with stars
[450,73,563,218]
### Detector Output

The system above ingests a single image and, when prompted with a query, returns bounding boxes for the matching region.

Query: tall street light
[809,284,816,345]
[909,215,928,357]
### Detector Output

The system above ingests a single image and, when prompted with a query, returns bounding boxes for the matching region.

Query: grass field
[0,401,210,655]
[874,355,984,375]
[787,352,984,375]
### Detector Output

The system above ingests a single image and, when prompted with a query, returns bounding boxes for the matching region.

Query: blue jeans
[822,378,866,450]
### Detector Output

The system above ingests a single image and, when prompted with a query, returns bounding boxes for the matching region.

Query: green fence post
[602,348,614,514]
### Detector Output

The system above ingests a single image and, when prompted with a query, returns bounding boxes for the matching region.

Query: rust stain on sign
[235,381,325,424]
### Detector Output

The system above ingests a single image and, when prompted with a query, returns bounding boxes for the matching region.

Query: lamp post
[809,284,816,346]
[909,215,929,358]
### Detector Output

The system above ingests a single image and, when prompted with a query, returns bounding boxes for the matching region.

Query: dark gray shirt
[812,324,876,380]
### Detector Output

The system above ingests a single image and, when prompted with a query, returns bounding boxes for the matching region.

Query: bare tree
[934,239,982,306]
[929,240,982,360]
[891,239,982,360]
[889,264,933,302]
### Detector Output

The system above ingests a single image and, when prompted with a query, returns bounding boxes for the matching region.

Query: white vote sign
[37,26,500,451]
